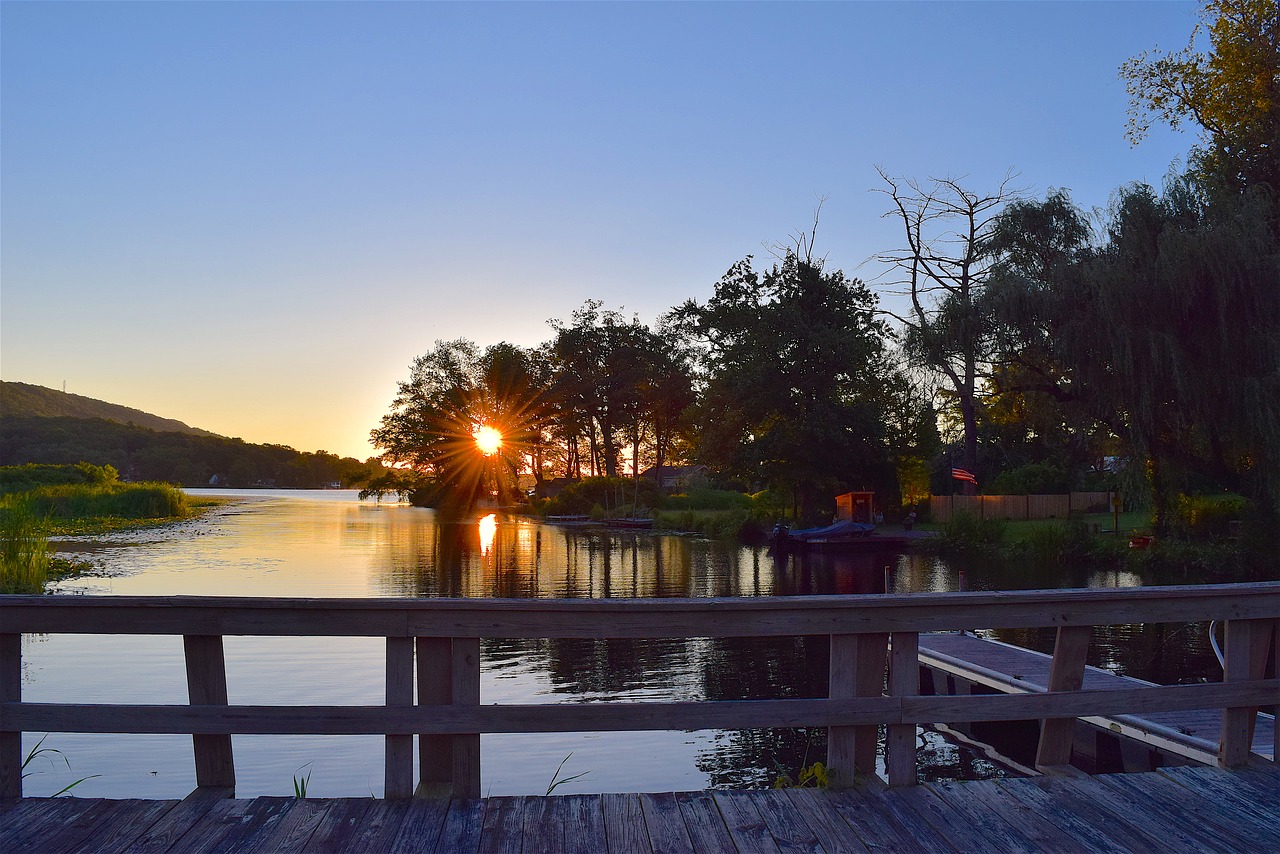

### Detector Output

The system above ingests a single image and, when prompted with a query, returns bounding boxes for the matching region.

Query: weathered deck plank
[4,766,1277,853]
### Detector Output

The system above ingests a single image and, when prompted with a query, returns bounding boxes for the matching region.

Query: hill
[1,381,217,437]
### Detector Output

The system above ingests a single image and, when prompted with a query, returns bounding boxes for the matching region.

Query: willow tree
[986,179,1280,524]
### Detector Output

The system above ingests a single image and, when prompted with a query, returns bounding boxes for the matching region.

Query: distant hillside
[0,381,217,437]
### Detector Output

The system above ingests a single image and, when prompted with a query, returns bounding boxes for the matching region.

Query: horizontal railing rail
[2,582,1277,800]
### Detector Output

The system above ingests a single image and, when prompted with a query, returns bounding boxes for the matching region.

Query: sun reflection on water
[478,513,497,556]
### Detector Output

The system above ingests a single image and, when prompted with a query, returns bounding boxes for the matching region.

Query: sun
[473,424,503,456]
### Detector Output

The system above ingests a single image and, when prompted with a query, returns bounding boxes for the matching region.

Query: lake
[20,489,1226,798]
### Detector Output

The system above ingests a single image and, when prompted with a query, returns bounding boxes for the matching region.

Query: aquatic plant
[22,734,100,796]
[292,763,313,798]
[0,504,51,593]
[544,753,589,796]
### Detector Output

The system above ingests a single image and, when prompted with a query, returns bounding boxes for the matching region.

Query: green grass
[0,504,51,594]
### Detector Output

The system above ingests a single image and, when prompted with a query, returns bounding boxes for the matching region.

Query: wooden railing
[2,582,1277,799]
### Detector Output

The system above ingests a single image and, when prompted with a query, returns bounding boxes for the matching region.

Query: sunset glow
[473,424,503,456]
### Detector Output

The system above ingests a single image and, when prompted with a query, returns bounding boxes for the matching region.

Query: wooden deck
[3,765,1277,853]
[918,632,1277,764]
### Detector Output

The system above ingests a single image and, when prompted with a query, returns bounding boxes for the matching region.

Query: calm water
[21,489,1228,798]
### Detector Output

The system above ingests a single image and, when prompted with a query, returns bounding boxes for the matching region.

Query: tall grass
[0,504,51,594]
[18,482,189,520]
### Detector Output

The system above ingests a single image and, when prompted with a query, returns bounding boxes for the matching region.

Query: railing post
[1035,624,1091,770]
[385,636,414,799]
[452,638,481,799]
[828,632,886,788]
[0,633,20,798]
[183,635,235,790]
[887,631,919,787]
[1219,618,1273,768]
[417,636,481,799]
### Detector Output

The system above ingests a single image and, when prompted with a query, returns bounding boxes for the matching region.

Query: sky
[2,1,1199,461]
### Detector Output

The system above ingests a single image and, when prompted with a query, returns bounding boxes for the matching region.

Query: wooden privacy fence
[930,491,1113,523]
[2,582,1277,801]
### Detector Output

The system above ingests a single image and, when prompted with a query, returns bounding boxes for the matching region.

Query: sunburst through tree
[372,340,550,510]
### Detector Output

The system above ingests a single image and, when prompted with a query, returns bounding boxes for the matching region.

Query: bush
[929,511,1006,554]
[1168,494,1249,540]
[544,477,663,517]
[987,462,1069,495]
[653,508,764,540]
[0,462,119,497]
[1007,518,1122,564]
[659,488,752,512]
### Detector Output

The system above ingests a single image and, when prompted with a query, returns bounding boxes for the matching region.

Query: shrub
[545,477,662,516]
[0,462,119,497]
[659,488,752,512]
[987,462,1069,495]
[1168,494,1250,540]
[929,511,1006,554]
[17,482,188,520]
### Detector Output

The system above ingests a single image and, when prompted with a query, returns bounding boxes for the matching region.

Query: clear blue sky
[2,1,1196,460]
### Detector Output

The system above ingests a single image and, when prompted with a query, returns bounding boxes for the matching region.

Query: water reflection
[32,490,1242,798]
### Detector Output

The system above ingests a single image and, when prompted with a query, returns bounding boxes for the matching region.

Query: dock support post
[417,637,481,799]
[1035,625,1090,770]
[828,633,887,787]
[385,637,414,799]
[183,635,235,790]
[1219,619,1273,768]
[0,633,20,798]
[887,631,919,787]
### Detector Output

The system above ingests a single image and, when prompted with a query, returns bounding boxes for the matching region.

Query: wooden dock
[3,764,1277,852]
[918,632,1277,766]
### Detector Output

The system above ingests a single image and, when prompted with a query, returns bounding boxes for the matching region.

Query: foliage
[541,476,663,517]
[670,251,896,517]
[0,416,387,489]
[1121,0,1280,194]
[987,462,1070,496]
[0,462,119,496]
[926,511,1007,555]
[1005,518,1117,564]
[1,503,51,594]
[1168,493,1251,540]
[544,752,590,796]
[15,481,189,520]
[653,508,763,540]
[772,760,829,789]
[658,488,752,511]
[292,763,312,798]
[22,734,100,796]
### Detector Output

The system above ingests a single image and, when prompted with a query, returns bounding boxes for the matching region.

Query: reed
[0,504,51,594]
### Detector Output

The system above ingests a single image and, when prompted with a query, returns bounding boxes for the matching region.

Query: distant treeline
[0,416,387,488]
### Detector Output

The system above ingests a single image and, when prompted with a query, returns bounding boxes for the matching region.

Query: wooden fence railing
[930,492,1114,522]
[2,582,1277,800]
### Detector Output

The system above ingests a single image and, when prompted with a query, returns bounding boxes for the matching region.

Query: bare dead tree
[873,168,1023,492]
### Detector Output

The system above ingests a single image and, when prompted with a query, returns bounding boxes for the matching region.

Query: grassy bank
[0,463,198,592]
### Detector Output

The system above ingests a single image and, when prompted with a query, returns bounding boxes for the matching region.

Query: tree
[985,178,1280,524]
[671,252,894,518]
[874,170,1023,491]
[372,339,549,507]
[1121,0,1280,194]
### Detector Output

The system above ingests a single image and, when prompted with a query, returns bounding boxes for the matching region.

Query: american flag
[952,467,977,485]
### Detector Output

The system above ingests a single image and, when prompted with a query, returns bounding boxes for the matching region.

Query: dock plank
[713,789,782,853]
[602,792,649,853]
[6,767,1277,853]
[243,799,330,853]
[638,792,692,853]
[779,787,871,854]
[479,794,525,854]
[432,798,484,853]
[559,793,607,854]
[301,798,371,853]
[925,779,1086,854]
[125,786,233,853]
[750,789,825,853]
[387,797,449,853]
[674,790,737,852]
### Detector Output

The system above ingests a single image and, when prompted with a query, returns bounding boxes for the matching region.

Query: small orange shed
[835,491,875,524]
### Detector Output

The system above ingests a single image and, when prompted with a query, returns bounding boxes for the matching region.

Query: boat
[771,521,916,554]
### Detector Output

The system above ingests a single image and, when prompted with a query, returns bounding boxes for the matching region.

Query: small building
[640,465,710,491]
[836,491,876,524]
